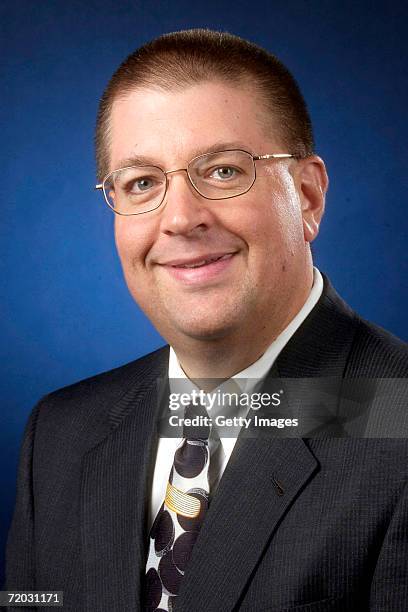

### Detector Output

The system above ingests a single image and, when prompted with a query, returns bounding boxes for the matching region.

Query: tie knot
[183,402,210,440]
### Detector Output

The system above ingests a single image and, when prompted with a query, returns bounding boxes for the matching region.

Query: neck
[174,332,274,381]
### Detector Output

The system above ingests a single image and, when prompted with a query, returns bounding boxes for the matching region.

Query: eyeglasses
[95,149,294,216]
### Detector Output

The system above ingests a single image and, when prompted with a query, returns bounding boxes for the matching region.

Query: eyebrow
[114,141,252,171]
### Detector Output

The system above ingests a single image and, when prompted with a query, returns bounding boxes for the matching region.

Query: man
[6,29,408,611]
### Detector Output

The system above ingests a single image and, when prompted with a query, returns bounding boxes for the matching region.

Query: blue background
[1,0,407,585]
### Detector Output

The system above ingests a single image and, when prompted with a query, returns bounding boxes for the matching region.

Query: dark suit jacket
[5,277,408,611]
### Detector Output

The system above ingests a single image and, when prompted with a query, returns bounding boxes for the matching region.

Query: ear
[293,156,328,243]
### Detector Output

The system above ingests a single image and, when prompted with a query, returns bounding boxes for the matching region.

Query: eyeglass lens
[103,150,255,215]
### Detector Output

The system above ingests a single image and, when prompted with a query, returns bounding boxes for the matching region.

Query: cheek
[244,184,304,268]
[262,179,303,240]
[114,220,158,309]
[248,191,297,242]
[114,217,154,268]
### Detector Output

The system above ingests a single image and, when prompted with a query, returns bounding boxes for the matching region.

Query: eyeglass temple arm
[95,184,103,190]
[253,153,293,160]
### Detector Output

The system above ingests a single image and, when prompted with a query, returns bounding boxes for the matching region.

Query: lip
[159,252,238,284]
[160,252,237,267]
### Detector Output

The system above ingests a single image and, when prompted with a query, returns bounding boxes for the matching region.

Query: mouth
[159,252,237,284]
[167,253,235,269]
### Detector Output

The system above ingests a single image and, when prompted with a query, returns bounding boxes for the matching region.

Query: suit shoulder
[33,345,169,445]
[347,316,407,376]
[45,345,168,403]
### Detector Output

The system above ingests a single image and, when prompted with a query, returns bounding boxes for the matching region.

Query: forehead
[109,81,282,170]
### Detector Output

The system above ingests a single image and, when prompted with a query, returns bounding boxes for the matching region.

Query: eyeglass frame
[95,149,295,216]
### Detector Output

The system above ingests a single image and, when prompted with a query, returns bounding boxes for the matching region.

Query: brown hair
[95,28,314,180]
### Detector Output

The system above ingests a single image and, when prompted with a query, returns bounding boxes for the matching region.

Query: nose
[159,170,212,236]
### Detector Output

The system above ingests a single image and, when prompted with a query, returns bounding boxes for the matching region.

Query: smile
[173,253,233,269]
[160,252,237,284]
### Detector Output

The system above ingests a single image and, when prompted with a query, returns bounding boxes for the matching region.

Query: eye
[129,177,156,193]
[209,166,239,180]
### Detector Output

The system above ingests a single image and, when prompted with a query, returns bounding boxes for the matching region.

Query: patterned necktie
[144,403,213,611]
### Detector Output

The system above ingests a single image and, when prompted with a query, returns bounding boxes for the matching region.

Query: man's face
[109,81,324,346]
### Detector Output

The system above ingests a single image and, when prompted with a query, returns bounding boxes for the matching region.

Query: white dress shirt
[149,267,324,526]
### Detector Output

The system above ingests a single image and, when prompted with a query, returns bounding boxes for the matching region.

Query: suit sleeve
[4,403,41,591]
[370,480,408,611]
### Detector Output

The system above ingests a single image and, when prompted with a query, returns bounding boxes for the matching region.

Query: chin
[145,294,254,343]
[170,313,240,342]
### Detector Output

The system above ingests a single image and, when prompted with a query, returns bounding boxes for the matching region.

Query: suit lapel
[275,275,358,379]
[175,437,318,611]
[80,350,168,612]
